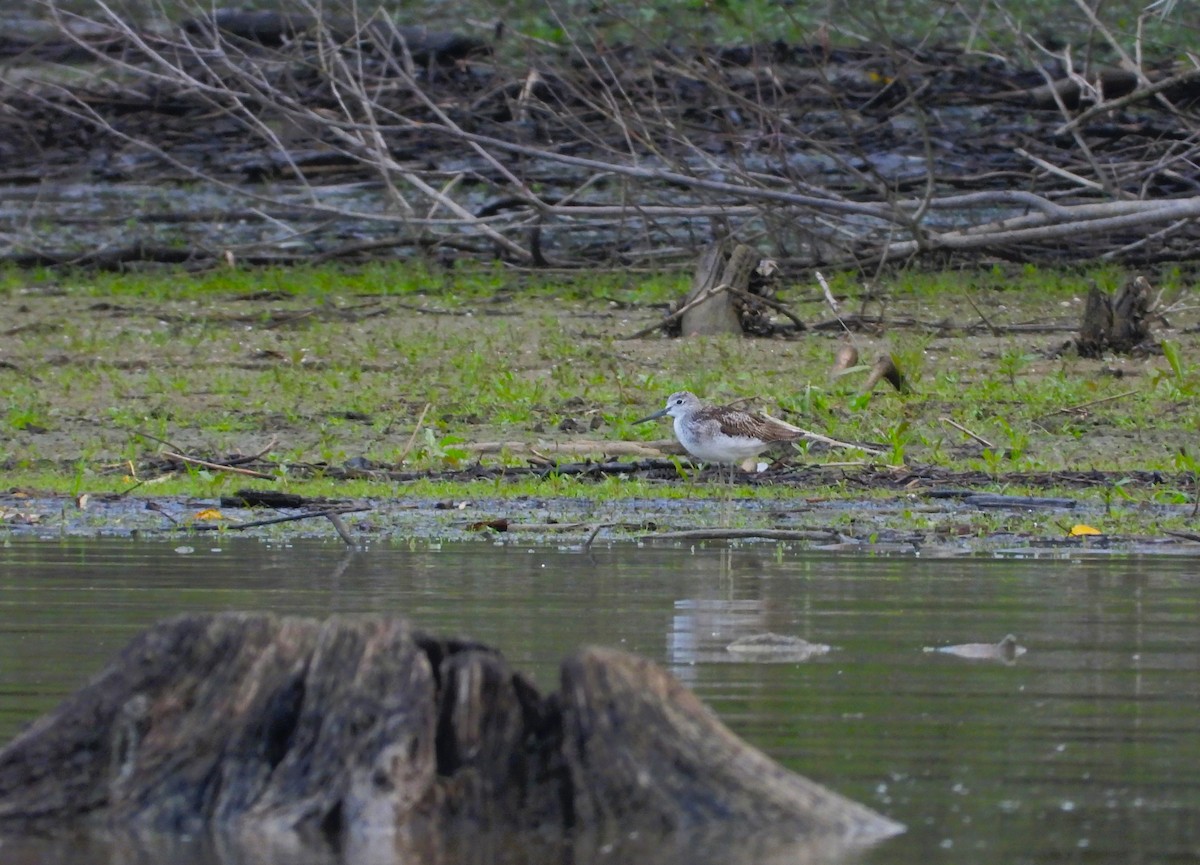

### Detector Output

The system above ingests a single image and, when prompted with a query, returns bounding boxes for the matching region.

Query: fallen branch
[726,286,806,332]
[642,528,841,542]
[175,506,371,533]
[325,510,356,546]
[1045,389,1139,417]
[464,440,682,457]
[940,417,995,449]
[162,450,274,479]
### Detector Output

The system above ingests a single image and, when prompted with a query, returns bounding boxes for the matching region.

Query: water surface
[0,537,1197,864]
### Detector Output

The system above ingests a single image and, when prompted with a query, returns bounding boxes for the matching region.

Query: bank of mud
[3,479,1199,555]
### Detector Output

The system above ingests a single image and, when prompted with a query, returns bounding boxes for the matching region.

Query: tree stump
[1077,275,1153,358]
[0,614,902,857]
[678,240,755,336]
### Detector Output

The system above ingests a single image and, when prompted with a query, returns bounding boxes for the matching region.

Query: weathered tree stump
[0,614,902,859]
[678,240,756,336]
[1077,275,1153,358]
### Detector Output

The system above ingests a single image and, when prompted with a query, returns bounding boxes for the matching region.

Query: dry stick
[963,293,1001,337]
[1070,0,1153,92]
[316,29,535,260]
[943,198,1200,237]
[793,428,886,456]
[724,286,806,331]
[500,522,589,532]
[162,451,274,479]
[131,428,186,453]
[642,528,840,542]
[1163,529,1200,542]
[1014,147,1111,195]
[1047,389,1139,416]
[814,272,865,366]
[583,522,617,550]
[879,197,1200,260]
[620,283,731,340]
[1101,217,1192,261]
[177,506,371,533]
[244,436,279,462]
[325,511,356,547]
[396,403,432,465]
[464,440,676,457]
[1031,40,1123,201]
[940,417,995,449]
[814,270,862,343]
[220,436,280,467]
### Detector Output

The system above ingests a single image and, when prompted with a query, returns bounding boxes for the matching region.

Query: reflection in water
[0,538,1198,865]
[0,824,886,865]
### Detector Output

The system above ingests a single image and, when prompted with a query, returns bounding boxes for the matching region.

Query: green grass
[1,259,1198,543]
[8,0,1196,57]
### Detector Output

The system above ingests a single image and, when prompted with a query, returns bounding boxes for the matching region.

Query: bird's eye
[674,398,683,405]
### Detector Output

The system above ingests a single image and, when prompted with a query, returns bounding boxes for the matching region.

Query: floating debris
[926,634,1026,664]
[726,633,832,662]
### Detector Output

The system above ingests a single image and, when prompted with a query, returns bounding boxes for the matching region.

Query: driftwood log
[0,614,902,861]
[1077,275,1154,357]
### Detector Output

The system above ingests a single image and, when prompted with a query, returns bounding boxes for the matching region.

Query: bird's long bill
[633,406,669,424]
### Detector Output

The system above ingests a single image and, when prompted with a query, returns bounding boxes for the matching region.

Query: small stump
[1078,275,1153,357]
[668,240,798,337]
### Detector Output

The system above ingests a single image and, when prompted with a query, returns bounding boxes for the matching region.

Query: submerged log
[0,614,902,855]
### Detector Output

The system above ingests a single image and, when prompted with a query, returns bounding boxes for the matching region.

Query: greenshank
[634,391,803,468]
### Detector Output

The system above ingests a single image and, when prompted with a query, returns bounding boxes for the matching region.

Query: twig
[725,286,805,331]
[162,450,274,479]
[176,506,371,533]
[641,528,840,542]
[131,428,185,452]
[620,283,730,339]
[940,417,995,449]
[963,293,1000,337]
[397,403,432,464]
[325,511,356,546]
[224,436,279,466]
[1163,529,1200,543]
[583,522,616,549]
[814,271,857,342]
[1014,147,1109,194]
[1048,390,1139,416]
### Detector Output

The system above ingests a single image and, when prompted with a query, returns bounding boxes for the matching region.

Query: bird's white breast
[674,416,769,464]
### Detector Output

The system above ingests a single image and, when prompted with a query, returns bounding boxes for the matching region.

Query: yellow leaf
[1069,524,1102,536]
[195,508,225,521]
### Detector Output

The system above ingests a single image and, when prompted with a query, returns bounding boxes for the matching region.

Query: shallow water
[0,537,1198,864]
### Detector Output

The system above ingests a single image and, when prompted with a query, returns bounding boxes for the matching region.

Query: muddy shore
[2,282,1199,554]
